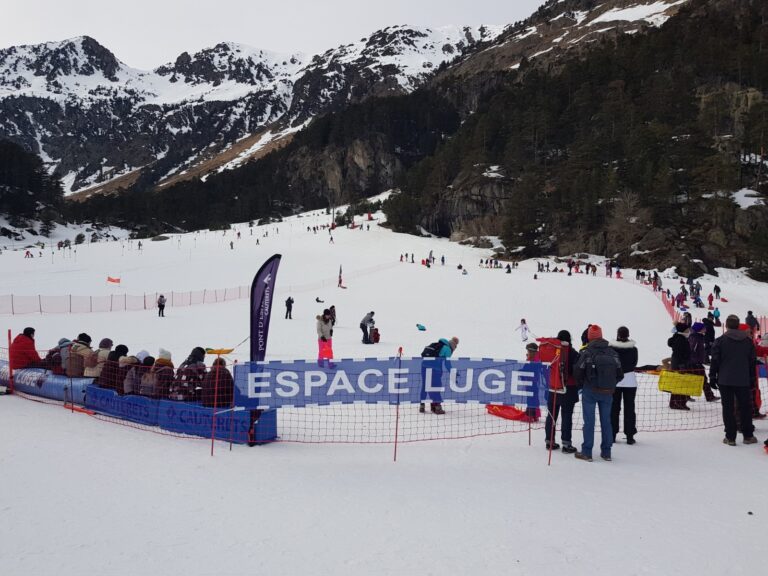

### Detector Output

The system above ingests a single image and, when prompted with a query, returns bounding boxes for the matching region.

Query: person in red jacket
[9,327,43,370]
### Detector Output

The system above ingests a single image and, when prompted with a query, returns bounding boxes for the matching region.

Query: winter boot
[545,441,560,451]
[574,452,593,462]
[744,436,758,444]
[430,403,445,415]
[419,403,425,414]
[626,436,636,445]
[561,442,577,454]
[722,437,736,446]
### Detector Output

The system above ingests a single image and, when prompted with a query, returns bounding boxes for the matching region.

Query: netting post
[90,296,92,313]
[110,294,113,312]
[203,289,207,303]
[11,294,14,315]
[393,347,403,463]
[229,359,237,451]
[69,294,72,313]
[7,329,14,394]
[124,294,126,310]
[38,295,42,314]
[211,355,221,457]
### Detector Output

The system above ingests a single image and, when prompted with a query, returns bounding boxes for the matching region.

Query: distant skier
[515,319,530,342]
[157,294,166,317]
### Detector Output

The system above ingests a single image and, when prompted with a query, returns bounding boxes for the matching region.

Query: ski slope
[1,202,767,576]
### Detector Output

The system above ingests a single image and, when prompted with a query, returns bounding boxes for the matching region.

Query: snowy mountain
[0,27,502,197]
[0,0,689,198]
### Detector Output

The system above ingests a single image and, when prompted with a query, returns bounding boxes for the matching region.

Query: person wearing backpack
[157,294,167,317]
[574,325,623,462]
[419,337,459,415]
[84,338,113,379]
[543,330,581,453]
[66,333,93,377]
[610,327,639,445]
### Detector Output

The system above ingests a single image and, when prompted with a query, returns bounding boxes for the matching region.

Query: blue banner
[85,386,159,426]
[250,254,281,362]
[157,400,252,442]
[233,357,549,409]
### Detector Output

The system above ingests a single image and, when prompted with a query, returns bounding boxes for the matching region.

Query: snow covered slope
[0,198,766,576]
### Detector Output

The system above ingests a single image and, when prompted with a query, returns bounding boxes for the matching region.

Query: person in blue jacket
[419,336,459,415]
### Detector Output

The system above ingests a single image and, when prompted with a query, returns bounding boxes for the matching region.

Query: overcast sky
[2,0,545,69]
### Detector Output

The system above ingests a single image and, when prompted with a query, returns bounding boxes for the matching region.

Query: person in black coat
[668,323,692,410]
[702,314,716,362]
[710,315,758,445]
[610,327,639,444]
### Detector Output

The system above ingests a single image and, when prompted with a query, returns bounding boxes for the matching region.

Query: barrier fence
[0,262,399,315]
[3,344,766,448]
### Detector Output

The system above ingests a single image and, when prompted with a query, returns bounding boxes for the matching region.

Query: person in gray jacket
[360,311,375,344]
[710,314,758,446]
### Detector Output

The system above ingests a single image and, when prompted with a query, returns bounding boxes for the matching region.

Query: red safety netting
[0,263,401,316]
[4,339,766,446]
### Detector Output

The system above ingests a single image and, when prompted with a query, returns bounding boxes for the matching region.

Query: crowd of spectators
[9,328,234,408]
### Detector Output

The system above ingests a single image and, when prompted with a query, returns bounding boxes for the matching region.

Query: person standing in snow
[544,330,581,453]
[515,319,530,342]
[285,296,294,319]
[157,294,166,317]
[745,311,760,336]
[689,322,718,402]
[574,325,622,462]
[610,327,639,445]
[710,315,758,446]
[316,309,334,365]
[713,284,722,300]
[667,323,692,410]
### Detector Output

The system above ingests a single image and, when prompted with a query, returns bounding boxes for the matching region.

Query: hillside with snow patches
[0,0,689,196]
[1,196,767,576]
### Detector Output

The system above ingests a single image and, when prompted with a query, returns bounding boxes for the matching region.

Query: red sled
[721,297,729,302]
[372,327,380,343]
[486,405,540,422]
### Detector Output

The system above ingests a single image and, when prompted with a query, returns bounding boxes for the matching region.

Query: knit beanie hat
[58,338,71,347]
[691,322,704,333]
[587,324,603,341]
[675,322,689,333]
[114,344,129,356]
[99,338,113,349]
[158,348,172,361]
[135,350,150,363]
[78,333,92,345]
[557,330,572,343]
[23,327,35,337]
